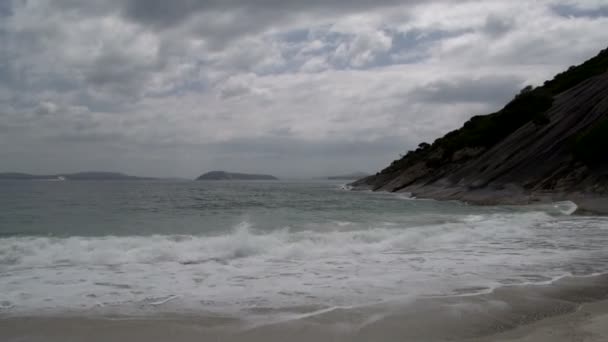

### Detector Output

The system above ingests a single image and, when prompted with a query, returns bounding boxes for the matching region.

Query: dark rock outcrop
[196,171,278,181]
[351,47,608,213]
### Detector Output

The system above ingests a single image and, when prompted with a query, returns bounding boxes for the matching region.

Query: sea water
[0,180,607,322]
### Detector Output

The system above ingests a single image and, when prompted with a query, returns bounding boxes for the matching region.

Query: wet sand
[2,274,608,342]
[3,303,606,342]
[471,299,608,342]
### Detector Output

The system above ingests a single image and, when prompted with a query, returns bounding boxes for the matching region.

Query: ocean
[1,179,608,337]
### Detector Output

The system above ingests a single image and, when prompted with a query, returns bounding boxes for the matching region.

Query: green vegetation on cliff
[544,48,608,95]
[380,48,608,176]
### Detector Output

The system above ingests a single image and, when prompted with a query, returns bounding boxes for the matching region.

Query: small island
[196,171,278,181]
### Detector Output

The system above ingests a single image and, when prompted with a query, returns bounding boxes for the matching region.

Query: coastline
[351,182,608,215]
[3,273,608,342]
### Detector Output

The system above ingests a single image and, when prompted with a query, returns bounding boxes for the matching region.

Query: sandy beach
[2,300,607,342]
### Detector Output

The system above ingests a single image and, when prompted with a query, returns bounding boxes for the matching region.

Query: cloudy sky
[1,0,607,178]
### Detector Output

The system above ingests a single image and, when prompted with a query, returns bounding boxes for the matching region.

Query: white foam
[553,201,578,215]
[149,295,182,306]
[1,211,607,319]
[338,184,353,191]
[514,200,579,216]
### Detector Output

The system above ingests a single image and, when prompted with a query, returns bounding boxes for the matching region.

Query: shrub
[544,48,608,95]
[377,47,608,175]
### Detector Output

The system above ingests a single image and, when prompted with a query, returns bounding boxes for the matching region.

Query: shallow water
[0,180,607,322]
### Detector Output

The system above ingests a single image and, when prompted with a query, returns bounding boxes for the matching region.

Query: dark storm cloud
[410,76,525,106]
[551,4,608,18]
[0,0,12,17]
[116,0,430,50]
[86,53,148,87]
[207,135,412,158]
[83,48,161,100]
[483,15,514,37]
[121,0,416,29]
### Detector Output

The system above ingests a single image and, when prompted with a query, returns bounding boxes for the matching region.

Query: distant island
[351,46,608,214]
[0,172,153,181]
[327,172,370,180]
[196,171,278,181]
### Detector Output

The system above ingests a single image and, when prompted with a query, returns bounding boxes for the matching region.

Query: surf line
[149,295,183,306]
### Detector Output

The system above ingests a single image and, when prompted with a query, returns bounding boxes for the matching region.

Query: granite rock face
[352,48,608,213]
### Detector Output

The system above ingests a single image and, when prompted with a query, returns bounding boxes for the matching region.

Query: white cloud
[35,101,58,116]
[332,29,393,67]
[0,0,607,177]
[300,57,330,73]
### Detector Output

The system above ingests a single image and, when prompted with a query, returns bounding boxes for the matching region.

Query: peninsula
[351,47,608,214]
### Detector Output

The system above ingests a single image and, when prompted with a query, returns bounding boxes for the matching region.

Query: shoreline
[350,182,608,215]
[3,273,608,341]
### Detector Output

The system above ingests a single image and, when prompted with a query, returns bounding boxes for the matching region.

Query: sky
[1,0,607,179]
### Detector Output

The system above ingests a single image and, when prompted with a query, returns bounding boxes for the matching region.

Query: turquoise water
[0,180,607,319]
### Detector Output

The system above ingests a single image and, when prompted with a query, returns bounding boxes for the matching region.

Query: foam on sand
[2,274,608,341]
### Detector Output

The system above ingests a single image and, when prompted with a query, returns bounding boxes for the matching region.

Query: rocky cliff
[352,47,608,213]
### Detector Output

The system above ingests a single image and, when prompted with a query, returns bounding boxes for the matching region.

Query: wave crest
[0,211,558,270]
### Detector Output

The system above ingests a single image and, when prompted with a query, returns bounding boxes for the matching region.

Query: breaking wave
[0,211,555,269]
[1,208,606,318]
